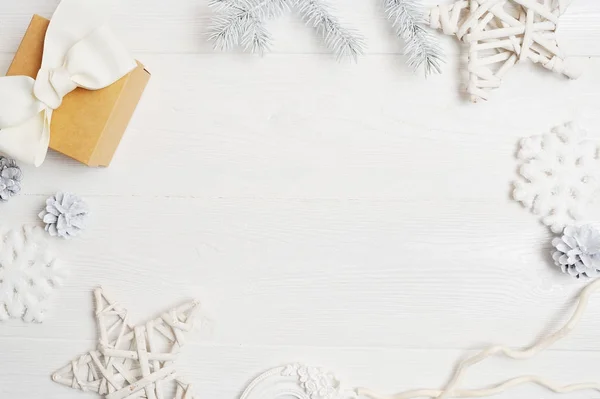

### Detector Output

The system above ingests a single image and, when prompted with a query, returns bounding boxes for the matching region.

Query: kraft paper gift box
[6,15,150,167]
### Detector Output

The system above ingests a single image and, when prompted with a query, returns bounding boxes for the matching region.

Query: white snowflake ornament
[513,123,600,233]
[0,225,66,322]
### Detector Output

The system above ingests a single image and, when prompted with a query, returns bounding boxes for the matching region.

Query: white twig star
[428,0,582,102]
[52,288,200,399]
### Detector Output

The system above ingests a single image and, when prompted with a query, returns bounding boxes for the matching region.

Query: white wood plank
[2,340,600,399]
[0,0,597,56]
[2,196,600,351]
[1,1,600,397]
[1,54,599,199]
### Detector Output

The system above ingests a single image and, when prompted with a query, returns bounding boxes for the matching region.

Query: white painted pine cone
[39,192,89,239]
[552,225,600,279]
[0,156,22,201]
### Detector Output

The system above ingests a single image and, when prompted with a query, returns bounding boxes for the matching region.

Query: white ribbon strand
[357,279,600,399]
[0,0,137,166]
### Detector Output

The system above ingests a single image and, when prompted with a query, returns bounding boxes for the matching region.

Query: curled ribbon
[0,0,137,166]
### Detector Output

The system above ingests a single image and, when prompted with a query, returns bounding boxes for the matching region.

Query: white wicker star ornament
[52,288,200,399]
[428,0,582,102]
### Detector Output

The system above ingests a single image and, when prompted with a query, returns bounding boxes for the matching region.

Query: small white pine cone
[0,156,23,201]
[552,225,600,279]
[39,192,89,239]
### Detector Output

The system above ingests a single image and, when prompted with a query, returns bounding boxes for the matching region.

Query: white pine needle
[295,0,365,61]
[240,16,272,53]
[383,0,444,76]
[208,0,289,54]
[209,0,364,60]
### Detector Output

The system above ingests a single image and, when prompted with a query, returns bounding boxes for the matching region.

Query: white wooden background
[2,1,600,398]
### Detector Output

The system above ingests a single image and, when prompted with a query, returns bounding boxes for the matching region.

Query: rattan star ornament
[52,288,200,399]
[428,0,582,102]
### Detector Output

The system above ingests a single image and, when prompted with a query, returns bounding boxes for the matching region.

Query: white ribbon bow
[0,0,137,166]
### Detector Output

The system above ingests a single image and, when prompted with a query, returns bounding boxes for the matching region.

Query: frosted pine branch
[405,24,443,75]
[240,16,272,53]
[383,0,444,76]
[295,0,365,61]
[209,0,364,60]
[208,0,289,54]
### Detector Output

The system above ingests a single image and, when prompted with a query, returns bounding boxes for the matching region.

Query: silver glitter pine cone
[0,156,23,201]
[39,192,89,239]
[552,225,600,279]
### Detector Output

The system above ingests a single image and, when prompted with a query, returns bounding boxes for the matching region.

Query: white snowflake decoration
[513,122,600,233]
[0,225,66,322]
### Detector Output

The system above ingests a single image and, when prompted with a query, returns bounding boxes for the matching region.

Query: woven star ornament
[428,0,582,102]
[52,288,201,399]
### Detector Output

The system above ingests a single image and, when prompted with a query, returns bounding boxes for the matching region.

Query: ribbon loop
[0,77,41,129]
[34,68,78,110]
[0,0,136,166]
[65,27,137,90]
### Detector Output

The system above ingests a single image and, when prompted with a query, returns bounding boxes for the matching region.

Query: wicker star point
[52,288,200,399]
[428,0,582,102]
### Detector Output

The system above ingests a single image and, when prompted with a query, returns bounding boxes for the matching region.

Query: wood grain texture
[1,1,600,399]
[0,0,598,55]
[2,54,599,199]
[3,340,600,399]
